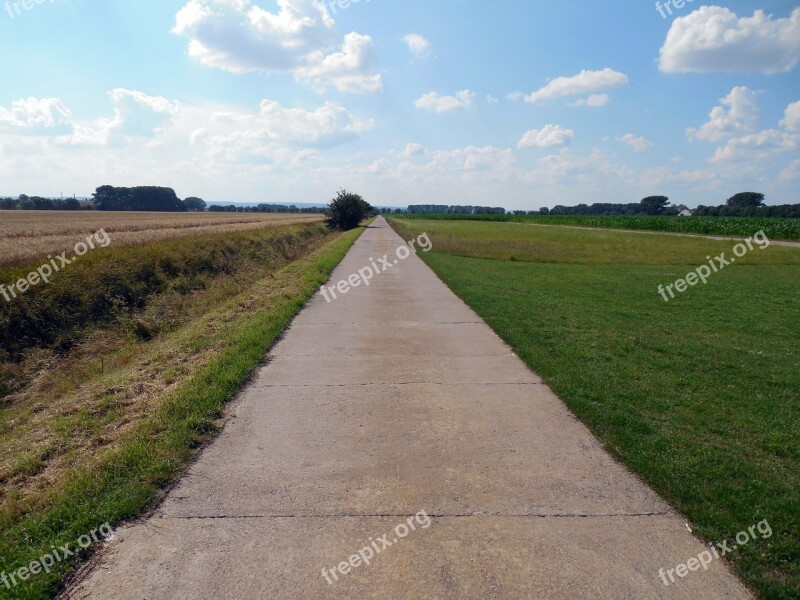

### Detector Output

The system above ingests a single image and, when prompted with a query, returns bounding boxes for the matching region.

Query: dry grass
[0,223,336,514]
[0,211,323,266]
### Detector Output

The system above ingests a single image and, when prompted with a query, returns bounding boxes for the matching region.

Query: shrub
[324,190,373,231]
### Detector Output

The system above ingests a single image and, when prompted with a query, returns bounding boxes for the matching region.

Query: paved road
[67,217,751,599]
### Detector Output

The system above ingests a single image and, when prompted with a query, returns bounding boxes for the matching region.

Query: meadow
[0,211,322,266]
[0,217,362,599]
[389,217,800,599]
[401,213,800,242]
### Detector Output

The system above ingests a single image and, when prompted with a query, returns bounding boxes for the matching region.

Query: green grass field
[389,218,800,599]
[399,213,800,241]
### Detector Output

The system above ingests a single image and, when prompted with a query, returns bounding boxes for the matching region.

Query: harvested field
[0,211,323,267]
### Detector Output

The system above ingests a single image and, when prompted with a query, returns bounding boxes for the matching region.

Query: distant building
[678,209,693,217]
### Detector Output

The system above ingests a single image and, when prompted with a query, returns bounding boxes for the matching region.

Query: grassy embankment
[399,213,800,241]
[389,217,799,600]
[0,222,363,599]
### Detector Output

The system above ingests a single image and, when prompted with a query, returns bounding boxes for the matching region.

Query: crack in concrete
[252,382,544,388]
[293,321,485,325]
[164,511,673,520]
[277,354,516,358]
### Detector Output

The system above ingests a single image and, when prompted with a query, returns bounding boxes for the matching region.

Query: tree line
[0,195,83,210]
[407,205,506,215]
[2,188,798,217]
[0,187,208,212]
[537,193,799,218]
[208,204,325,214]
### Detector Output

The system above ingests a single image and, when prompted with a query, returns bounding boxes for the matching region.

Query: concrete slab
[157,384,667,518]
[66,217,752,599]
[66,517,749,600]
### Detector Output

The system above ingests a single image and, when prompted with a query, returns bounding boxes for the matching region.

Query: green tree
[640,195,670,215]
[184,197,207,212]
[726,192,765,208]
[93,186,187,211]
[324,189,373,231]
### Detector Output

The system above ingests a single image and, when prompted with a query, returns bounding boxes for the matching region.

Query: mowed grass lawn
[389,218,800,599]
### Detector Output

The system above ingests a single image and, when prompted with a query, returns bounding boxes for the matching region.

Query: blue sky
[1,0,799,209]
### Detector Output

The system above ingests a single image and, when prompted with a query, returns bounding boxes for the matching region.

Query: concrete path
[67,217,751,599]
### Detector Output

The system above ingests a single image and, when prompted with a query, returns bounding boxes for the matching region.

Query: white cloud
[618,133,654,152]
[523,68,628,103]
[399,143,427,158]
[403,34,430,56]
[0,98,72,132]
[507,92,524,101]
[687,87,760,142]
[518,125,574,149]
[199,98,373,155]
[414,90,475,113]
[525,149,634,187]
[710,129,799,163]
[54,89,181,147]
[781,100,800,131]
[295,32,382,94]
[108,89,180,137]
[780,158,800,181]
[659,7,800,74]
[570,94,609,108]
[172,0,382,93]
[426,146,517,176]
[2,89,370,160]
[486,95,500,104]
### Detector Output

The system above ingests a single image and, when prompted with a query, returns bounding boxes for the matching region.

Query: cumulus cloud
[198,98,373,156]
[403,34,430,56]
[427,145,516,175]
[659,7,800,74]
[107,89,180,137]
[781,100,800,131]
[414,90,475,113]
[570,94,609,108]
[710,129,799,163]
[518,125,574,148]
[399,143,427,158]
[687,87,760,142]
[57,89,181,147]
[618,133,654,152]
[294,32,382,93]
[526,149,633,186]
[172,0,382,93]
[0,98,72,132]
[2,89,370,161]
[523,68,628,103]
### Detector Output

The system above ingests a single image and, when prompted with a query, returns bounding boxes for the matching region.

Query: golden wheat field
[0,211,323,266]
